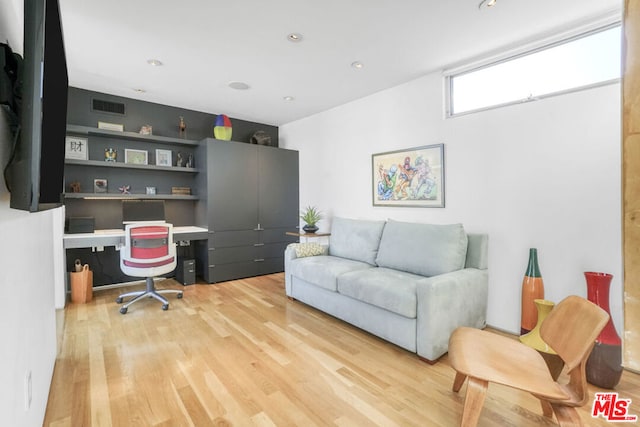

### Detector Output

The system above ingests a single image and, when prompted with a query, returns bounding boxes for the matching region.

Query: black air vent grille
[92,98,125,115]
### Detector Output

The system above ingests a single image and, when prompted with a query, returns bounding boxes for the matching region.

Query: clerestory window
[446,23,621,117]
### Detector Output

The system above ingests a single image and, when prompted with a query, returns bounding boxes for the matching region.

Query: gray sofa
[284,217,488,362]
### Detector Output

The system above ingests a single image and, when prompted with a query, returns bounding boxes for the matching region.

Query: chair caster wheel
[162,304,169,311]
[177,293,183,299]
[116,297,123,303]
[120,307,128,314]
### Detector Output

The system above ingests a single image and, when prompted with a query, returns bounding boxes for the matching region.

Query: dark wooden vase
[585,271,622,389]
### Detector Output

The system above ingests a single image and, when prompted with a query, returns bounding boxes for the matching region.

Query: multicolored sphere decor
[214,114,232,140]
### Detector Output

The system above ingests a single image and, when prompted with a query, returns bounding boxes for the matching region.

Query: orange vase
[521,248,544,335]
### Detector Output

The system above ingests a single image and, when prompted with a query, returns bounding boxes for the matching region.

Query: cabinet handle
[253,243,264,247]
[254,258,264,262]
[254,223,264,231]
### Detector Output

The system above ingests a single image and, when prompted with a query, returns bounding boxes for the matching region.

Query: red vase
[521,248,544,335]
[585,272,622,389]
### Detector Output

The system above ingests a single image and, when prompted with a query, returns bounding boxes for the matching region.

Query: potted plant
[300,205,322,233]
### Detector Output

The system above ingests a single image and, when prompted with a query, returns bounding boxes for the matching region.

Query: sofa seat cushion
[376,220,468,277]
[289,255,373,292]
[337,268,422,318]
[329,217,386,265]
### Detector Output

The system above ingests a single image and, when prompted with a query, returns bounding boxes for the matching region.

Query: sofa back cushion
[329,217,386,265]
[375,220,468,277]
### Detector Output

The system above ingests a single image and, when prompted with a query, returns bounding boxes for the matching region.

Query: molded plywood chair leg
[453,372,467,392]
[540,399,554,418]
[460,377,488,427]
[552,404,584,427]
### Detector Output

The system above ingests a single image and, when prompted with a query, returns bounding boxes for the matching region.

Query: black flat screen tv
[8,0,68,212]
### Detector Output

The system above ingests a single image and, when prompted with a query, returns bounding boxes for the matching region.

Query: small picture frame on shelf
[146,186,156,195]
[155,149,172,167]
[94,179,108,193]
[124,149,148,165]
[98,121,124,132]
[65,136,88,160]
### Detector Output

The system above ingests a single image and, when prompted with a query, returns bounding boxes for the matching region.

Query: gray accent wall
[67,87,279,146]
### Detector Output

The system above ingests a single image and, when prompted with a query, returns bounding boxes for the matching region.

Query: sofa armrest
[415,268,488,361]
[284,243,328,295]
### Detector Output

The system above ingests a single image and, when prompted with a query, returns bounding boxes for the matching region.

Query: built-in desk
[63,226,209,249]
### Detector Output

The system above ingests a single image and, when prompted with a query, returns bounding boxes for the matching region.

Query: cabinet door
[258,146,299,229]
[209,141,258,231]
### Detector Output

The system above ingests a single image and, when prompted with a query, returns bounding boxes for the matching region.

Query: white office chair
[116,222,183,314]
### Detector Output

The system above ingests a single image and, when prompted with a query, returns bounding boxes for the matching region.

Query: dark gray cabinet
[195,139,299,283]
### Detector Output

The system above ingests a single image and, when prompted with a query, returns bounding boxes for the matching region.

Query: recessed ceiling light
[287,33,303,42]
[146,59,163,66]
[133,88,146,93]
[228,81,250,90]
[283,96,295,101]
[351,61,364,69]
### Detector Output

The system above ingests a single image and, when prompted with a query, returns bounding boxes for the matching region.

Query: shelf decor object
[94,179,107,193]
[520,247,544,335]
[584,271,622,389]
[65,136,88,160]
[171,186,191,195]
[104,148,117,162]
[214,114,232,140]
[156,149,172,166]
[519,299,564,380]
[179,116,186,138]
[124,149,148,165]
[97,121,124,132]
[372,144,444,207]
[139,124,152,135]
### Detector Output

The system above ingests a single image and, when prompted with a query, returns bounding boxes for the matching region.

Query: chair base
[116,277,183,314]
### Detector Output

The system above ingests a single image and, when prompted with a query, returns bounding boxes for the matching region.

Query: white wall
[0,2,59,425]
[280,72,622,334]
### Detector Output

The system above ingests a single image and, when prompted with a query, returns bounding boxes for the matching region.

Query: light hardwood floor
[44,273,640,426]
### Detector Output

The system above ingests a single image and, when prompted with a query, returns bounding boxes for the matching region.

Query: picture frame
[146,186,156,195]
[65,136,88,160]
[155,149,172,167]
[124,149,148,165]
[372,143,445,207]
[94,179,108,193]
[97,121,124,132]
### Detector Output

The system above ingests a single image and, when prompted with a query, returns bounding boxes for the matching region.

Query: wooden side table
[285,231,331,242]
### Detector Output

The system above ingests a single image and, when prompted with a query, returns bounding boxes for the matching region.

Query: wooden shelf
[285,232,331,237]
[66,124,200,147]
[63,193,198,201]
[64,159,199,173]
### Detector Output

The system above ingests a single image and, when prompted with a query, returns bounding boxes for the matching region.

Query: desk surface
[63,226,209,249]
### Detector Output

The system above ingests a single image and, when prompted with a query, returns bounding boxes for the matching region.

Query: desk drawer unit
[198,228,298,283]
[176,258,196,285]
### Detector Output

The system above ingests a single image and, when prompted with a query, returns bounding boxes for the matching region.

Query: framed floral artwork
[372,143,444,207]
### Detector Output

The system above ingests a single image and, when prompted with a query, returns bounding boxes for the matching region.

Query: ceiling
[54,0,621,126]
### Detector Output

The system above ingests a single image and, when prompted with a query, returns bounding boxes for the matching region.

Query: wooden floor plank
[44,274,640,426]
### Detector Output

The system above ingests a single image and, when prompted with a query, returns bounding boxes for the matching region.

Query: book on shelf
[171,187,192,195]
